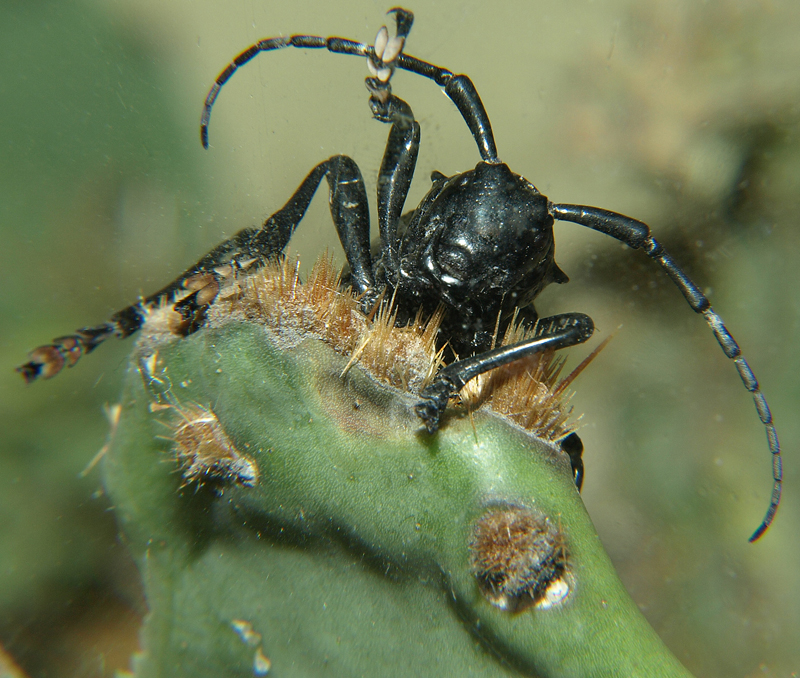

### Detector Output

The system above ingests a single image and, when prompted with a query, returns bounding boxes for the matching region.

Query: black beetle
[17,8,780,541]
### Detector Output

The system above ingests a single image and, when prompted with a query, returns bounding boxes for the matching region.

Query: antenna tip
[748,523,768,543]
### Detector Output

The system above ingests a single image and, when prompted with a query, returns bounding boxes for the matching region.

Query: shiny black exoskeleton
[17,9,781,541]
[394,162,568,355]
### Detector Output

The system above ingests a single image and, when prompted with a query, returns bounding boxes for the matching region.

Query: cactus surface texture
[103,258,694,677]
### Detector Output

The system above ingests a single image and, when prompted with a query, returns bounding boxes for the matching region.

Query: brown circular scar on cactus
[469,504,570,612]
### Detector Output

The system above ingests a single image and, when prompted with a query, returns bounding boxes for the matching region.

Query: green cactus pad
[104,295,694,677]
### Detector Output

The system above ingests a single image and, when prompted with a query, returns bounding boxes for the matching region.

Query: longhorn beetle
[17,8,781,541]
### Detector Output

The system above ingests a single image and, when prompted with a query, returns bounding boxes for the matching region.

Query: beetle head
[403,162,567,325]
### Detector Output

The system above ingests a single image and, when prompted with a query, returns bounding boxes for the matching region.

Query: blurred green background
[0,0,797,676]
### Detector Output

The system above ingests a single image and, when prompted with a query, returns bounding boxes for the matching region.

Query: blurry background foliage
[0,0,797,676]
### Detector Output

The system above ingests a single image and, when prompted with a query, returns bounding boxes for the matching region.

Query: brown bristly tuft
[211,255,444,394]
[203,253,602,435]
[469,504,569,612]
[166,401,258,488]
[138,298,189,341]
[459,323,562,441]
[345,302,446,392]
[456,318,610,441]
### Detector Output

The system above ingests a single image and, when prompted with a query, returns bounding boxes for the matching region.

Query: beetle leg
[359,12,420,283]
[17,156,375,382]
[551,203,782,541]
[369,95,420,284]
[415,313,594,433]
[560,432,585,491]
[323,155,375,299]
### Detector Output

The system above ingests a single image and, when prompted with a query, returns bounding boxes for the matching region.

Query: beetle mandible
[17,8,781,541]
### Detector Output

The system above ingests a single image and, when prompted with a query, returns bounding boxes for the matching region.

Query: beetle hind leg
[17,155,377,382]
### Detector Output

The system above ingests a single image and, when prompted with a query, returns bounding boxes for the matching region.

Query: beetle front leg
[415,313,594,433]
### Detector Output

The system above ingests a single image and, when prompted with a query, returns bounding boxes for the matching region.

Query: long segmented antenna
[552,204,782,542]
[199,8,498,162]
